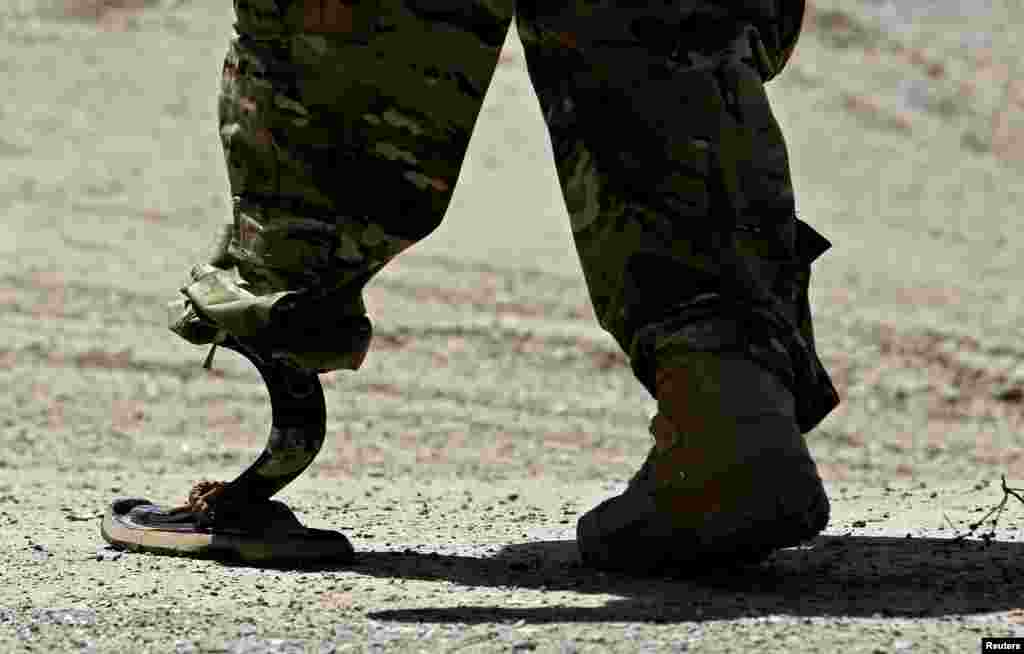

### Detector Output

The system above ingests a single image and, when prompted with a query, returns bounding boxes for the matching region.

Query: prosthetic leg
[102,334,363,564]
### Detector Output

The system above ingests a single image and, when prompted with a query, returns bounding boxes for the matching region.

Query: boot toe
[576,471,830,575]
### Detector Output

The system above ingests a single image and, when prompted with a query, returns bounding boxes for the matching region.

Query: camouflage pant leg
[222,0,515,287]
[170,1,517,370]
[515,2,838,432]
[172,0,837,429]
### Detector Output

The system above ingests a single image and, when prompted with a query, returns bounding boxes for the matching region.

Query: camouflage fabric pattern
[170,0,838,431]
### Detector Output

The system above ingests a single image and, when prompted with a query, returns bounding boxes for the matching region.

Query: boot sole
[577,476,829,575]
[101,498,354,564]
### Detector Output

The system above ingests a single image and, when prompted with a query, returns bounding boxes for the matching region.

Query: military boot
[577,351,829,574]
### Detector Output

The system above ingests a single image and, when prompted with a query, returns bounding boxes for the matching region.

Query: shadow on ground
[317,535,1023,622]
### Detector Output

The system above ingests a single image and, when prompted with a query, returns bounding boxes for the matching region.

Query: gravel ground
[2,1,1024,652]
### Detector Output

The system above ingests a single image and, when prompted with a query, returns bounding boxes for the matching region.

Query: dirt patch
[825,324,1024,421]
[63,0,157,20]
[60,0,164,31]
[874,325,1023,417]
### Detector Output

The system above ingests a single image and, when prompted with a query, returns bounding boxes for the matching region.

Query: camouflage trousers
[170,0,839,433]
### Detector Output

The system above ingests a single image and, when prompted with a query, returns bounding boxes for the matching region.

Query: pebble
[66,512,102,522]
[415,625,435,640]
[31,608,98,627]
[95,546,123,562]
[30,543,51,562]
[332,625,356,641]
[239,623,258,638]
[226,637,308,654]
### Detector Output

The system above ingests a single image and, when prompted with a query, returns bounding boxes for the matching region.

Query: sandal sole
[101,498,354,564]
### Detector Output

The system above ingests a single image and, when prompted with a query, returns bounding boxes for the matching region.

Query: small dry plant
[945,475,1024,545]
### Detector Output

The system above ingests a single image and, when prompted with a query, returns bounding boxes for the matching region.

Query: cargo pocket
[781,218,839,433]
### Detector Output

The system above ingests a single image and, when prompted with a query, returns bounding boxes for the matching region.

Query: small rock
[30,543,51,561]
[225,639,254,654]
[415,625,435,640]
[238,623,258,638]
[31,608,97,627]
[227,638,307,654]
[95,546,123,562]
[332,626,356,642]
[66,513,102,522]
[897,78,935,113]
[175,640,197,654]
[893,640,912,651]
[270,639,307,654]
[367,623,401,646]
